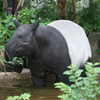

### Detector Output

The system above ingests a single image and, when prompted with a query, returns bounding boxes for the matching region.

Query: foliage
[32,0,61,21]
[6,93,31,100]
[0,15,15,45]
[79,0,100,34]
[0,7,50,71]
[0,45,5,63]
[0,0,4,16]
[0,45,23,72]
[66,0,75,21]
[0,7,51,46]
[23,0,31,9]
[17,7,51,25]
[0,45,5,71]
[54,62,100,100]
[18,7,35,24]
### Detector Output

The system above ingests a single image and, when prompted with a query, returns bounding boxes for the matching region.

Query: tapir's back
[48,20,91,68]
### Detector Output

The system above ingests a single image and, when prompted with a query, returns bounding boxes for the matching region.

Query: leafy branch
[54,62,100,100]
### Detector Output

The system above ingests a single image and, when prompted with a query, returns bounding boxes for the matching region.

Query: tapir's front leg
[28,58,46,87]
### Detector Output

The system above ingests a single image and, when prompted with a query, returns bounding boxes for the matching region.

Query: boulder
[92,53,100,63]
[88,32,100,52]
[0,68,31,80]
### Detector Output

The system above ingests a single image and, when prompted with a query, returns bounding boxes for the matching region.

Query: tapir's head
[5,18,40,61]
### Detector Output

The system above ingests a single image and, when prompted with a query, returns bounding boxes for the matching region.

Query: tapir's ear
[13,18,21,28]
[32,19,40,33]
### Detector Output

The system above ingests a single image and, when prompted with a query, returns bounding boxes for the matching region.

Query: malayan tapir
[5,18,92,87]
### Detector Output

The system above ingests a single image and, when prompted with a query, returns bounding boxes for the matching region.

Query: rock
[88,32,100,52]
[0,68,31,80]
[92,53,100,63]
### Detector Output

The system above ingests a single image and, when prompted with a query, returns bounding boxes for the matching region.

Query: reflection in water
[0,73,100,100]
[0,74,61,100]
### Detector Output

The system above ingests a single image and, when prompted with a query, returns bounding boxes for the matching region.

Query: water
[0,73,100,100]
[0,74,61,100]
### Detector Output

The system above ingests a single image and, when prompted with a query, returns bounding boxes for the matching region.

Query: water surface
[0,73,100,100]
[0,74,61,100]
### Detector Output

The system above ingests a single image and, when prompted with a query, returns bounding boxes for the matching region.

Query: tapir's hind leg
[57,74,71,85]
[55,67,71,86]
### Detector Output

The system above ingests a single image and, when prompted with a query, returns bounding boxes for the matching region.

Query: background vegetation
[0,0,100,46]
[0,0,100,67]
[55,62,100,100]
[1,0,100,99]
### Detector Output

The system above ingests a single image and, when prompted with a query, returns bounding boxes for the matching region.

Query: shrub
[6,93,31,100]
[0,15,15,45]
[17,7,51,25]
[54,62,100,100]
[79,0,100,34]
[32,0,61,21]
[0,7,51,45]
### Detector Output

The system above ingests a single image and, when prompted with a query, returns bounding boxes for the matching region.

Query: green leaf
[13,96,19,99]
[60,88,66,91]
[77,77,83,81]
[93,68,100,73]
[91,80,98,84]
[30,19,35,23]
[6,96,13,100]
[59,82,66,87]
[86,72,91,77]
[75,81,83,86]
[67,65,72,69]
[55,85,62,89]
[70,79,75,82]
[86,62,93,66]
[92,73,98,77]
[54,82,66,89]
[66,85,72,93]
[72,64,77,70]
[71,84,77,88]
[57,94,65,99]
[69,75,75,79]
[94,62,100,66]
[72,94,77,99]
[75,69,83,77]
[75,72,81,77]
[80,87,86,90]
[64,94,69,99]
[54,83,61,85]
[63,70,73,75]
[94,86,99,91]
[83,78,89,87]
[85,64,92,72]
[88,88,93,93]
[6,61,14,65]
[75,69,83,74]
[91,77,96,81]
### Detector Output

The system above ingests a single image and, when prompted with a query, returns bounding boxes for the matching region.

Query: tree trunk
[2,0,8,15]
[13,0,17,15]
[14,0,25,18]
[57,0,66,19]
[72,0,78,23]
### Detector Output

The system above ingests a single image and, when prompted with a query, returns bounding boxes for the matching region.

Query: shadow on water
[0,73,61,100]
